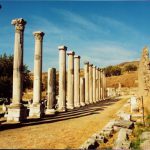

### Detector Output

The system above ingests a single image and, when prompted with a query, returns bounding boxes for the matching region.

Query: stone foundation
[7,104,27,122]
[29,104,44,118]
[45,109,55,115]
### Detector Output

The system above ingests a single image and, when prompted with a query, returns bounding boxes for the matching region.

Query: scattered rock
[113,128,131,150]
[80,137,99,150]
[114,120,134,129]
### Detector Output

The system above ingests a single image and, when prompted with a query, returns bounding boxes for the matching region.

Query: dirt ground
[0,97,128,149]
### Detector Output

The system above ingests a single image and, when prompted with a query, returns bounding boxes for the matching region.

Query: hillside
[106,71,138,88]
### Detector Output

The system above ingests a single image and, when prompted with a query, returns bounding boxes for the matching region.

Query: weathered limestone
[92,66,96,103]
[100,69,103,100]
[80,77,85,106]
[46,68,56,115]
[74,55,80,107]
[7,18,27,122]
[67,51,75,109]
[99,69,102,100]
[113,128,131,150]
[29,31,45,118]
[84,61,89,104]
[130,95,139,113]
[58,45,67,112]
[89,64,93,103]
[96,68,99,102]
[138,47,150,97]
[102,70,105,99]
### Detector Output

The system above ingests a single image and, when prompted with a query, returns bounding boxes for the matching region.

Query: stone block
[29,104,44,118]
[7,105,27,122]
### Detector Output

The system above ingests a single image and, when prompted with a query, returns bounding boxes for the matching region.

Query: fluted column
[80,77,85,106]
[84,61,89,105]
[92,66,96,103]
[98,69,101,100]
[89,64,93,104]
[46,68,56,115]
[67,51,75,109]
[58,46,67,112]
[7,18,27,122]
[74,55,80,107]
[96,68,99,102]
[100,69,103,100]
[29,31,45,118]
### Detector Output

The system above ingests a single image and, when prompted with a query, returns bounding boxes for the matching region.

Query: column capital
[93,65,96,68]
[74,55,80,59]
[33,31,45,41]
[84,61,89,65]
[67,51,75,55]
[89,64,93,67]
[58,45,67,51]
[11,18,26,32]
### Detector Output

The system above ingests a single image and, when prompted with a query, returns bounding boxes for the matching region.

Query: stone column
[96,68,99,102]
[92,66,96,103]
[7,18,27,122]
[100,69,103,100]
[58,46,67,112]
[102,70,105,100]
[46,68,56,115]
[74,55,80,107]
[67,51,75,109]
[29,31,45,118]
[84,61,89,105]
[89,64,93,104]
[80,77,85,106]
[98,69,101,100]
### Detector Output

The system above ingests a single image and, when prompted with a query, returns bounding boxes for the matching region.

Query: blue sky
[0,1,150,72]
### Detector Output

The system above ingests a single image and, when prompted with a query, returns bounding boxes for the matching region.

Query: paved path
[0,97,128,149]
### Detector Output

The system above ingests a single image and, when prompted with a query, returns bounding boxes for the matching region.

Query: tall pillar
[102,70,105,100]
[46,68,56,115]
[58,46,67,112]
[29,31,45,118]
[89,64,93,104]
[96,68,99,102]
[103,71,107,98]
[84,61,89,105]
[98,69,101,100]
[100,69,103,100]
[80,77,85,106]
[92,66,96,103]
[67,51,75,109]
[7,18,27,122]
[74,55,80,107]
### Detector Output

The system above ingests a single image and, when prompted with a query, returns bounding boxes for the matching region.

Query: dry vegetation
[106,71,138,88]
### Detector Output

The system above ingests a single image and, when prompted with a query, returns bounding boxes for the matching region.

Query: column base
[29,104,45,118]
[80,102,85,106]
[7,104,27,122]
[67,105,74,110]
[57,107,66,112]
[85,102,90,105]
[45,109,55,115]
[74,104,80,108]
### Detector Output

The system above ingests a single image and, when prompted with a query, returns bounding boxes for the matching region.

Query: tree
[104,65,122,77]
[0,53,32,99]
[124,64,137,72]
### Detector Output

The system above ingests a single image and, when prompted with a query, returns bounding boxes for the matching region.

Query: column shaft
[58,46,67,111]
[80,77,85,106]
[96,68,99,102]
[92,66,96,103]
[46,68,56,114]
[67,51,74,109]
[84,61,89,104]
[89,64,93,103]
[74,55,80,107]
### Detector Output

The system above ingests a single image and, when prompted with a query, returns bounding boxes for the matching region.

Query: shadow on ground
[0,98,120,131]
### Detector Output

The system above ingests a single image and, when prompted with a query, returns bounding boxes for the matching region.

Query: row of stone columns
[6,18,107,122]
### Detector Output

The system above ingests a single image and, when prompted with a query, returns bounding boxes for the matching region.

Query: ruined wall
[138,47,150,97]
